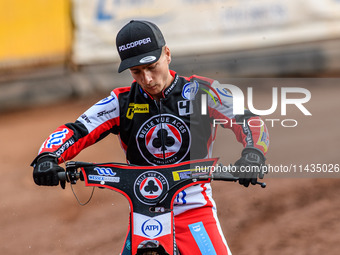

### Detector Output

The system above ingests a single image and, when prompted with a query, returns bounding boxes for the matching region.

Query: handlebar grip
[57,170,81,184]
[58,171,67,181]
[211,171,238,181]
[210,165,266,188]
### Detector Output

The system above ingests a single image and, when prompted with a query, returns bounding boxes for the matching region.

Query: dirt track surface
[1,84,340,255]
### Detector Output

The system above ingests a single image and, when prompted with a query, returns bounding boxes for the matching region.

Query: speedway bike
[58,158,265,255]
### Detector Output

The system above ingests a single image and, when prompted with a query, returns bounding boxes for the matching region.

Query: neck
[154,70,175,101]
[153,93,163,102]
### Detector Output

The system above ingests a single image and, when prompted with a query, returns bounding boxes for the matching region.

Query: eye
[131,69,140,75]
[148,63,157,70]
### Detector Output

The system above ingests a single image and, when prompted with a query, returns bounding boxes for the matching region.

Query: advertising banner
[72,0,340,64]
[0,0,72,68]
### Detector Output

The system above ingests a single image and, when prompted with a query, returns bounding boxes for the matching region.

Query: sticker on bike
[134,171,169,205]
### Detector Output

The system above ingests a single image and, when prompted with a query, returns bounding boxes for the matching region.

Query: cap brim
[118,48,163,73]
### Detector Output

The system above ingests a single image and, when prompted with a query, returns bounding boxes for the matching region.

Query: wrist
[31,152,59,167]
[242,147,265,161]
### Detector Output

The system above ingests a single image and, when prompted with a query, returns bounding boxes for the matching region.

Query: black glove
[234,148,266,187]
[32,153,65,187]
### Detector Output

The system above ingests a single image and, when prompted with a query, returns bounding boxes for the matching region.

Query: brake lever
[60,179,66,189]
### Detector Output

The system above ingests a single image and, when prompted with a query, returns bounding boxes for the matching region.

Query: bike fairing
[37,70,269,254]
[73,158,229,255]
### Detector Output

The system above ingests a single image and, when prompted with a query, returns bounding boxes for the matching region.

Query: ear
[164,46,171,64]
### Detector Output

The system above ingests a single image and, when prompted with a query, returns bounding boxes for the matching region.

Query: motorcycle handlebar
[57,170,81,185]
[57,171,67,181]
[57,162,266,188]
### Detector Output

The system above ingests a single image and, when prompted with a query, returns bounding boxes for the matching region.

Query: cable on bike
[61,156,95,206]
[70,183,95,206]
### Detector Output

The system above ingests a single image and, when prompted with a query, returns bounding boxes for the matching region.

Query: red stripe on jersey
[39,125,74,154]
[206,123,217,157]
[113,86,131,95]
[58,117,119,163]
[118,135,128,154]
[200,183,213,208]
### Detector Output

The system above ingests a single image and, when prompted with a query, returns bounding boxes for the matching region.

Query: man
[31,20,269,254]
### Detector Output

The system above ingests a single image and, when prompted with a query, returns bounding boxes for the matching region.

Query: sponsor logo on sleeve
[80,114,91,123]
[95,95,115,106]
[216,87,232,98]
[45,128,70,149]
[97,108,116,117]
[256,125,269,153]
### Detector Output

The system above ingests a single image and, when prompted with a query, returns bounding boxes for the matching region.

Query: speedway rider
[31,20,269,254]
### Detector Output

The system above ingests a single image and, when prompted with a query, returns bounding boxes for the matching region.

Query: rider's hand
[234,148,266,187]
[32,154,64,187]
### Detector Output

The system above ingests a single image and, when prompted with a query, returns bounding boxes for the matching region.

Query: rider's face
[129,47,173,100]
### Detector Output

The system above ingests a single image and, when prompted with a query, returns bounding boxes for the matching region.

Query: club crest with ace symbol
[134,171,169,205]
[152,129,175,158]
[136,114,191,165]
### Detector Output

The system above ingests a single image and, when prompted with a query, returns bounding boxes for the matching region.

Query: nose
[141,70,152,85]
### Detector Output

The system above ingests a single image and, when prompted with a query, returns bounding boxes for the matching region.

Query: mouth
[147,85,158,91]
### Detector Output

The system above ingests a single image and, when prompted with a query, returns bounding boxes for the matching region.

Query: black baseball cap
[116,20,166,73]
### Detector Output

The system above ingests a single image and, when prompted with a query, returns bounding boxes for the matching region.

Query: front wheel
[136,240,170,255]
